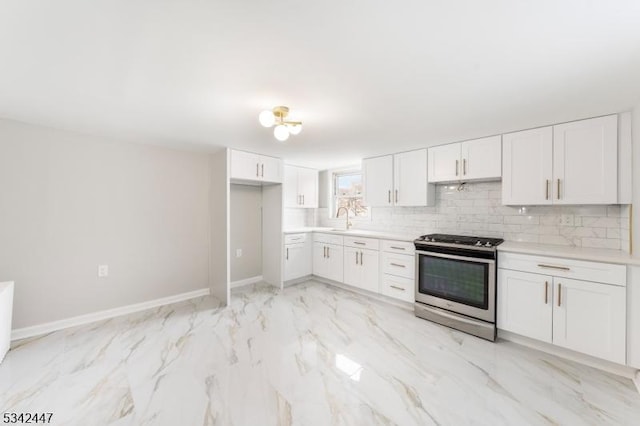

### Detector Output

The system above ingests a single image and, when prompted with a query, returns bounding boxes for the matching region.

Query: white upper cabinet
[552,115,618,205]
[428,136,502,183]
[428,143,461,183]
[503,115,618,205]
[363,155,394,207]
[394,149,430,206]
[502,126,554,205]
[364,149,434,207]
[283,165,318,208]
[461,136,502,180]
[230,149,283,184]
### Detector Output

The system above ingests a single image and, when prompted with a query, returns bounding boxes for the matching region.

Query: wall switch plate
[98,265,109,278]
[236,249,242,258]
[560,214,574,226]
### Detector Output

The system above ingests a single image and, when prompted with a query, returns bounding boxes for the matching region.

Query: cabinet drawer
[313,233,344,245]
[344,236,379,250]
[381,252,415,279]
[498,252,626,287]
[381,240,415,255]
[285,233,307,244]
[380,275,414,303]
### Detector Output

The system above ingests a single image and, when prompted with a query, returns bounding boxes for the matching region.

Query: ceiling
[1,0,640,169]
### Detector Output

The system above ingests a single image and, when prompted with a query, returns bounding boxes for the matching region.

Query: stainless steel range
[414,234,503,341]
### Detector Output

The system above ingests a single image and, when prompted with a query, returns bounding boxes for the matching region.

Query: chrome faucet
[336,206,353,230]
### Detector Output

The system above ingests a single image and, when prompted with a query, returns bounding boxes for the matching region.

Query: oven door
[415,250,495,323]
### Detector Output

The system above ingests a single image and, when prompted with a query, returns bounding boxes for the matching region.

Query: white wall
[633,102,640,255]
[230,184,262,282]
[0,119,212,329]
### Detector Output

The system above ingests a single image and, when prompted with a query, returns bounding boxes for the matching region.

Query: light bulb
[288,124,302,135]
[259,110,275,127]
[274,125,290,141]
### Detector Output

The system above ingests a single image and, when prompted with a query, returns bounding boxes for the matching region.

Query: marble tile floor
[1,280,640,425]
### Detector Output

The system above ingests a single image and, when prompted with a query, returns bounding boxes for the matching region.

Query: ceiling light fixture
[259,106,302,142]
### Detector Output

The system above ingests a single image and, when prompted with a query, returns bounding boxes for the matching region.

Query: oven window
[418,255,489,309]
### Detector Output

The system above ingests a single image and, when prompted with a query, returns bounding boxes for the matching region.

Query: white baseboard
[11,288,210,341]
[230,275,263,289]
[498,330,637,379]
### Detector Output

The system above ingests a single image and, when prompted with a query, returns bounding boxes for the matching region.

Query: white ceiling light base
[259,105,302,142]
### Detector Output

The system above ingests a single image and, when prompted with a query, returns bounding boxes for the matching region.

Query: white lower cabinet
[312,242,344,283]
[498,253,626,364]
[380,275,414,303]
[552,277,626,364]
[343,246,379,293]
[284,243,311,281]
[498,269,553,343]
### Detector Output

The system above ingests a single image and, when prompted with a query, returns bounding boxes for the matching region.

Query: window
[333,170,368,218]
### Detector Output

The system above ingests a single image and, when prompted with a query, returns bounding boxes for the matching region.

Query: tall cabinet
[502,115,618,205]
[363,148,435,207]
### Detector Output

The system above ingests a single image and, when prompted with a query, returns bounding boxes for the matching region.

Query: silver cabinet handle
[327,247,330,259]
[302,195,304,205]
[286,248,289,260]
[388,190,391,204]
[557,179,560,200]
[455,159,459,176]
[557,283,562,307]
[323,246,327,258]
[463,158,467,175]
[545,179,550,200]
[395,189,398,203]
[544,281,548,304]
[256,163,260,177]
[355,252,359,265]
[390,285,405,291]
[360,252,363,265]
[537,264,570,271]
[353,241,365,245]
[261,163,264,177]
[390,246,405,250]
[390,263,406,268]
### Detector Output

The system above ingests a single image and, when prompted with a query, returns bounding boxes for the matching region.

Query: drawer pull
[390,246,406,250]
[390,285,405,291]
[353,242,366,245]
[390,263,406,268]
[537,264,570,271]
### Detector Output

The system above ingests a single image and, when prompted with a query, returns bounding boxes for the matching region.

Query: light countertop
[283,227,416,242]
[498,241,640,266]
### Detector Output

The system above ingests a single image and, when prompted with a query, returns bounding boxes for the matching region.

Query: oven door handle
[415,250,495,265]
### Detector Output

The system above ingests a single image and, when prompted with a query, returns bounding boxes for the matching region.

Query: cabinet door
[497,269,553,343]
[359,249,379,293]
[363,155,393,207]
[394,149,430,207]
[283,165,300,208]
[284,243,306,281]
[552,277,626,364]
[502,127,553,205]
[552,115,617,205]
[343,246,361,288]
[628,266,640,369]
[298,167,318,208]
[312,242,327,279]
[461,135,502,181]
[427,143,461,183]
[326,244,344,283]
[230,150,261,181]
[260,155,283,183]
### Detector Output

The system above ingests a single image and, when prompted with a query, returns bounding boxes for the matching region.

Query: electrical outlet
[560,214,574,226]
[236,249,243,258]
[98,265,109,278]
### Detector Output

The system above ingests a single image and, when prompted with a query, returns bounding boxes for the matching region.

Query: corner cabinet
[363,149,435,207]
[497,252,626,364]
[283,165,318,208]
[502,115,618,205]
[230,149,283,184]
[428,135,502,183]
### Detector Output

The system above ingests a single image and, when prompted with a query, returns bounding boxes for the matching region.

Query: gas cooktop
[415,234,504,249]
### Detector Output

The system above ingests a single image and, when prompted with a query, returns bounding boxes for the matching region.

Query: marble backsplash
[297,181,631,252]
